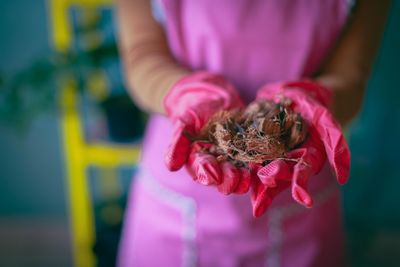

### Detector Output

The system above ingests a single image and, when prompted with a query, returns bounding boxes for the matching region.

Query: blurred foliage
[0,40,120,130]
[0,7,124,131]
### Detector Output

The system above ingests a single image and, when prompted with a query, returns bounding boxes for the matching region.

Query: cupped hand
[164,72,251,194]
[250,80,350,217]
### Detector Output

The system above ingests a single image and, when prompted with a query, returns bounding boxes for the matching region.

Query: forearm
[116,0,189,114]
[315,0,391,126]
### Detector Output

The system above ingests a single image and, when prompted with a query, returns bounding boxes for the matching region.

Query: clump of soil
[194,99,308,167]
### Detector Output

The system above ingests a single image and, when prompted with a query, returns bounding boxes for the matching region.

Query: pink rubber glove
[186,141,251,194]
[250,80,350,217]
[164,72,250,193]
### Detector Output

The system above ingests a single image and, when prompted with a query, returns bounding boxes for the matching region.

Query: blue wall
[344,0,400,229]
[0,0,67,217]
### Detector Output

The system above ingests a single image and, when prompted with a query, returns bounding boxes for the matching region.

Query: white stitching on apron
[265,183,338,267]
[137,167,338,267]
[138,168,198,267]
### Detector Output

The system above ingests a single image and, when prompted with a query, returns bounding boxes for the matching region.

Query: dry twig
[193,100,308,167]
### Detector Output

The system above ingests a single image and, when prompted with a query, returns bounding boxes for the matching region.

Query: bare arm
[315,0,391,126]
[117,0,391,120]
[116,0,189,114]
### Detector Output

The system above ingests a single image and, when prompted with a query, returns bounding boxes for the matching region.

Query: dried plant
[193,99,308,167]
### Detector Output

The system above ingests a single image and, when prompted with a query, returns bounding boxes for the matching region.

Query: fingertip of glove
[234,168,251,194]
[292,185,313,208]
[165,160,182,172]
[234,183,250,194]
[252,201,270,218]
[165,127,191,172]
[217,186,232,195]
[217,162,241,194]
[336,170,349,185]
[257,161,291,187]
[165,153,185,171]
[336,163,350,185]
[195,160,222,186]
[257,166,277,187]
[250,185,271,218]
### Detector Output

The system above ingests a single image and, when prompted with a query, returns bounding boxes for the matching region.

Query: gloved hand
[164,72,250,193]
[186,141,252,194]
[250,80,350,217]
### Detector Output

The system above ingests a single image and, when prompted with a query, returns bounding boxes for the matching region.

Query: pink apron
[118,1,349,266]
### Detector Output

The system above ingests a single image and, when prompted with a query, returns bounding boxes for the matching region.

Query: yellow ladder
[48,1,140,266]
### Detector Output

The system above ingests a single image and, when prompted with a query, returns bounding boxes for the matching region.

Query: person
[115,0,390,266]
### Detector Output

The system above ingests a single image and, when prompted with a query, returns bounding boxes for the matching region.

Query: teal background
[344,0,400,227]
[0,0,67,218]
[343,1,400,266]
[0,1,71,267]
[0,0,399,266]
